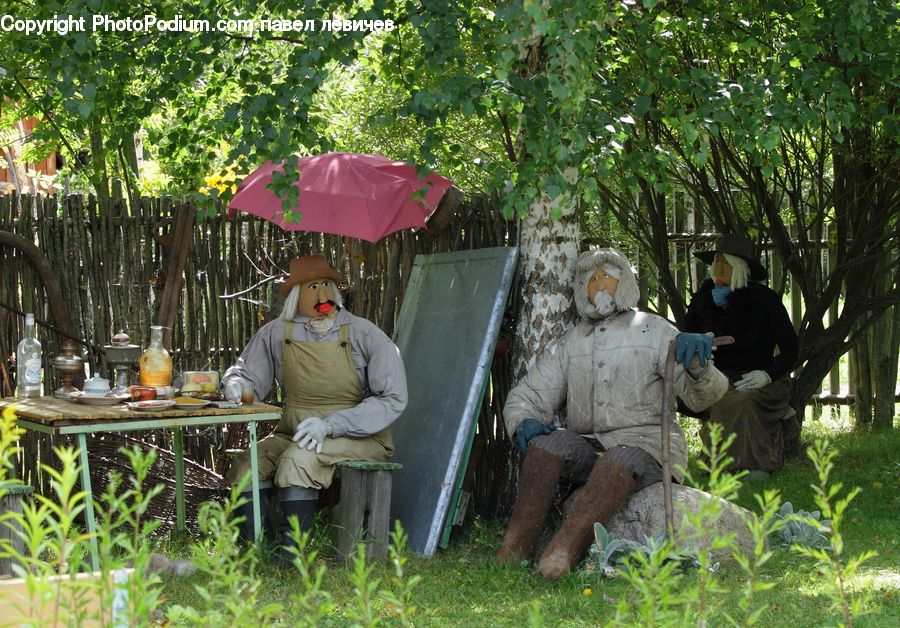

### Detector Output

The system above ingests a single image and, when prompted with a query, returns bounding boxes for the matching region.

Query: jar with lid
[139,326,173,387]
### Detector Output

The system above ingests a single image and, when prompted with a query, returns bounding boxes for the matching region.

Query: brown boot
[537,457,636,578]
[496,448,564,565]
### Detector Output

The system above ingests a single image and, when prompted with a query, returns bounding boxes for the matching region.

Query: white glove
[734,370,771,391]
[223,379,245,403]
[292,417,331,454]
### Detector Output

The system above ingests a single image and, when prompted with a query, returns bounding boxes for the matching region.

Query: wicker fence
[1,193,518,524]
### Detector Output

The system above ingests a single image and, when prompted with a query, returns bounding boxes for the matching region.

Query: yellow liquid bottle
[139,325,173,387]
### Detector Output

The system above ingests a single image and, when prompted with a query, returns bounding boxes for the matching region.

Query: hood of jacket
[573,248,641,320]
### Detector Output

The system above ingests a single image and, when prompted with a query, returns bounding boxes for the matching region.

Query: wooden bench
[1,481,33,578]
[334,460,403,561]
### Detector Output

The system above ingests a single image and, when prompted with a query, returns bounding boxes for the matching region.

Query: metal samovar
[52,339,84,397]
[103,330,142,394]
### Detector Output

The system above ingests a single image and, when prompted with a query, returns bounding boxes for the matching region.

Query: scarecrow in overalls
[223,255,408,556]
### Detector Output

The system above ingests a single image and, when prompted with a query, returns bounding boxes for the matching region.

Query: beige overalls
[226,322,393,489]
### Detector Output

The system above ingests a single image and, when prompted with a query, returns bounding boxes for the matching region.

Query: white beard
[592,290,617,318]
[308,316,336,336]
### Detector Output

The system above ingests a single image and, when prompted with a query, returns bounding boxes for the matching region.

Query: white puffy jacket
[503,309,728,482]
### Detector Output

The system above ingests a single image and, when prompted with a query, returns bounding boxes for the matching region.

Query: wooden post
[674,192,687,306]
[152,205,195,347]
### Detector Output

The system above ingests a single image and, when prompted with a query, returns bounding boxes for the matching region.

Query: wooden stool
[1,482,33,577]
[334,460,403,561]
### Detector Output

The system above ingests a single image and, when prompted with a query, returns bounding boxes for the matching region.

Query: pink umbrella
[228,152,453,243]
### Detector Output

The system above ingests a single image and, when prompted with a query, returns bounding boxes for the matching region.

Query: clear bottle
[16,313,43,398]
[139,326,173,387]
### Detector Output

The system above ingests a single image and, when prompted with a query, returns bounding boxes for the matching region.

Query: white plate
[126,400,176,412]
[172,397,212,410]
[69,392,131,405]
[153,386,179,399]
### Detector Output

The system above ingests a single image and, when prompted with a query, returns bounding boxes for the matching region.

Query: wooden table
[1,396,281,570]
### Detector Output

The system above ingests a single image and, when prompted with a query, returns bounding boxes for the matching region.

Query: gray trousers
[528,429,663,491]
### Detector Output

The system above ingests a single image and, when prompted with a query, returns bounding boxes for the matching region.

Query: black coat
[683,280,798,382]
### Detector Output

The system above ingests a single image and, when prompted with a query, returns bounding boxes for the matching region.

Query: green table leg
[248,420,261,540]
[174,427,185,533]
[77,433,100,571]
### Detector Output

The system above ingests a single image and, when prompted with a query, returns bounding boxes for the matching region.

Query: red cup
[131,387,157,401]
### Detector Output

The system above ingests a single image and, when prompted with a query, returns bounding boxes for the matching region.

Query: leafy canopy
[1,0,895,220]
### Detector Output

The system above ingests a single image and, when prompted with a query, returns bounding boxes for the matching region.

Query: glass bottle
[139,326,173,387]
[16,313,43,398]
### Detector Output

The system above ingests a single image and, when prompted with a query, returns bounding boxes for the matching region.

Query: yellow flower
[202,167,245,196]
[582,588,593,597]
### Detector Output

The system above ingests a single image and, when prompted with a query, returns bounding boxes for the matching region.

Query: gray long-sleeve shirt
[222,309,408,438]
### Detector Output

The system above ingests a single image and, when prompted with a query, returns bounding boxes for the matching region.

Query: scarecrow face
[711,252,734,286]
[298,278,339,318]
[587,269,619,304]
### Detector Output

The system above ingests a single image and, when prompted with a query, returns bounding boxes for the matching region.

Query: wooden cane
[662,335,734,541]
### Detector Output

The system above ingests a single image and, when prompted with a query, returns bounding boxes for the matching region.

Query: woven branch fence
[1,193,518,528]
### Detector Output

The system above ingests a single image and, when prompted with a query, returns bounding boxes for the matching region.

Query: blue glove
[514,418,553,452]
[675,332,713,368]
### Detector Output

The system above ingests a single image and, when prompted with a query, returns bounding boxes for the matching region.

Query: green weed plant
[165,479,283,625]
[0,405,165,625]
[791,439,877,627]
[0,404,422,626]
[1,401,884,626]
[581,422,878,628]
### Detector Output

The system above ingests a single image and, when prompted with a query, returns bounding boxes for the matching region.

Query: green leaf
[682,123,699,144]
[634,95,652,118]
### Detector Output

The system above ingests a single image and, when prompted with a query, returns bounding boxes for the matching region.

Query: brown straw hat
[279,255,344,297]
[694,233,767,280]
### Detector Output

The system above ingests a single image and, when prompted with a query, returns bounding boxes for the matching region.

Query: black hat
[694,233,767,280]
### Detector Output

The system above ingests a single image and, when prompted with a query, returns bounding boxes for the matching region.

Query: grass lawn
[159,415,899,626]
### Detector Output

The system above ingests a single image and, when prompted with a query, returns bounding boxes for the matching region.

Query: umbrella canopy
[228,152,453,243]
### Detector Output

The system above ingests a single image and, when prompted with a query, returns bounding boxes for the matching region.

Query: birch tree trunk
[511,193,579,382]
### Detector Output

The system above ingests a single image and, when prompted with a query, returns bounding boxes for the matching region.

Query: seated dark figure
[683,234,799,474]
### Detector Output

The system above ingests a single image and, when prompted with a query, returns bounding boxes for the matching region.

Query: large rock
[567,482,761,561]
